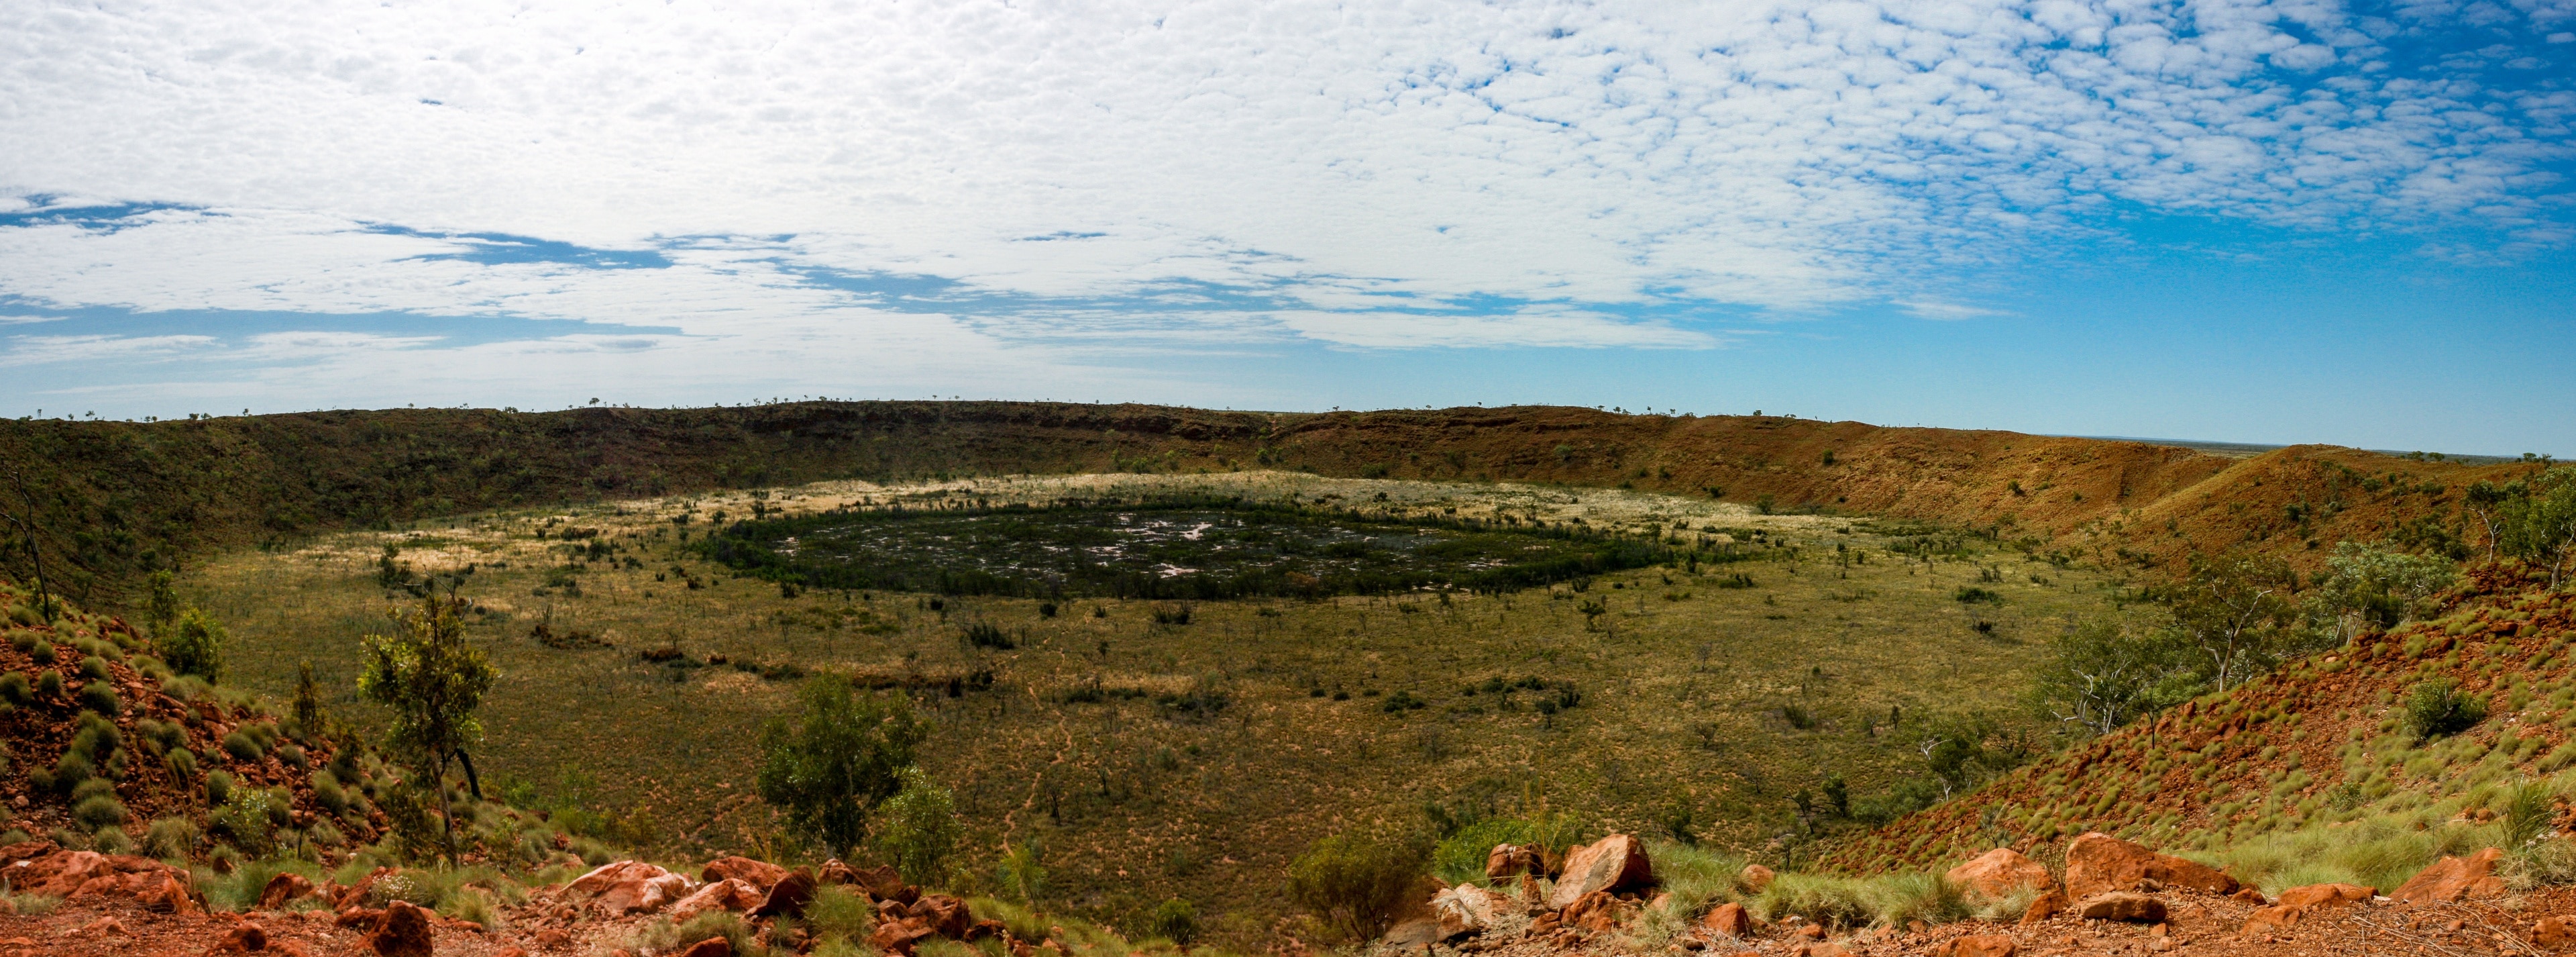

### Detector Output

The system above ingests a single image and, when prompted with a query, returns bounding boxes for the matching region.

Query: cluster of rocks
[517,856,1006,956]
[0,842,198,915]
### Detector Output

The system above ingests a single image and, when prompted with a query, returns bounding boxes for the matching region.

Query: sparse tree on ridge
[358,592,496,862]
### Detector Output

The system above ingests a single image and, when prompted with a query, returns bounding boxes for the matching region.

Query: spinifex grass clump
[697,495,1702,599]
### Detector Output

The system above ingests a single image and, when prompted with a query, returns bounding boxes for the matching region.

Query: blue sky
[1,0,2571,456]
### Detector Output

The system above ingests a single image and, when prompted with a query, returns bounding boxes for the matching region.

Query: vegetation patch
[696,496,1701,599]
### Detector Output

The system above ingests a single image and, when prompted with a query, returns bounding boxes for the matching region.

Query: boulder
[1946,848,2054,899]
[3,850,201,913]
[818,858,860,886]
[1702,902,1752,938]
[910,894,975,938]
[259,873,318,909]
[850,862,914,901]
[2241,881,2375,932]
[213,923,269,953]
[1384,918,1445,949]
[2393,848,2506,905]
[1737,864,1776,893]
[871,918,936,956]
[2020,890,2068,925]
[2536,915,2572,946]
[368,901,435,957]
[751,870,817,918]
[677,938,733,957]
[2063,833,2238,899]
[700,856,791,891]
[1561,889,1628,932]
[570,861,692,916]
[1485,843,1544,880]
[1933,935,2018,957]
[1432,884,1502,938]
[669,878,763,920]
[2074,892,2167,923]
[1546,834,1654,909]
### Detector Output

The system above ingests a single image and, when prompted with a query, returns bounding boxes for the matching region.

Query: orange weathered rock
[2063,833,2238,898]
[569,860,691,916]
[700,856,791,891]
[1933,934,2018,957]
[750,870,817,918]
[1738,864,1776,893]
[2021,890,2068,925]
[677,938,733,957]
[2075,891,2167,923]
[669,878,763,921]
[258,872,318,910]
[1546,834,1654,909]
[1702,901,1753,938]
[367,901,435,957]
[1432,883,1502,938]
[1945,848,2054,899]
[1485,843,1543,880]
[2393,848,2506,905]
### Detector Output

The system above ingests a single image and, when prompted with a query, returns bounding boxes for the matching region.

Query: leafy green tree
[2306,542,2458,644]
[876,766,963,886]
[2029,620,2197,736]
[358,593,496,861]
[755,674,928,858]
[158,608,227,683]
[2498,467,2576,587]
[1286,829,1428,942]
[2171,550,2296,693]
[996,838,1047,903]
[143,570,180,636]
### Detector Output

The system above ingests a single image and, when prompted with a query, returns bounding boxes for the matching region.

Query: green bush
[223,731,264,762]
[806,885,877,943]
[36,670,62,698]
[73,793,128,830]
[209,787,277,858]
[1148,898,1199,945]
[1286,829,1428,942]
[159,609,227,683]
[2406,679,2487,742]
[142,817,200,860]
[0,672,28,705]
[1427,814,1583,886]
[876,767,963,887]
[755,674,928,856]
[78,682,119,717]
[995,839,1046,903]
[78,656,111,681]
[91,825,133,855]
[206,770,235,807]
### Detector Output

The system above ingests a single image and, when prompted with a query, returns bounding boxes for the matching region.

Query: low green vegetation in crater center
[696,495,1734,599]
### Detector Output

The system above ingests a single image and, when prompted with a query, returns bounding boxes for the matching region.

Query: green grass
[187,471,2145,946]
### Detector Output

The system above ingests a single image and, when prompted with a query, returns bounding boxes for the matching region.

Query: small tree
[159,608,227,683]
[357,593,496,861]
[1286,829,1428,942]
[755,674,928,858]
[144,570,180,636]
[876,766,963,886]
[2030,620,2196,737]
[996,838,1048,903]
[2305,542,2458,644]
[292,661,327,738]
[2170,550,2296,693]
[2498,467,2576,588]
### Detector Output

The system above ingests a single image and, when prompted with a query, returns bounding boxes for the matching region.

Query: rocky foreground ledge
[0,842,1020,957]
[1386,832,2576,957]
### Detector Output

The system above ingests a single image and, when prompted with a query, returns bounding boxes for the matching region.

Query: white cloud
[0,315,63,325]
[1896,300,2010,321]
[0,0,2567,403]
[1,334,217,366]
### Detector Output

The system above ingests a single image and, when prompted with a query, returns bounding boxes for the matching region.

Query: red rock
[213,923,269,952]
[700,856,790,891]
[2536,915,2573,946]
[1561,890,1627,932]
[851,862,912,901]
[1933,935,2017,957]
[367,900,435,957]
[494,950,529,957]
[1794,923,1825,940]
[2393,848,2507,904]
[570,860,690,916]
[1546,834,1654,909]
[0,842,55,866]
[335,907,386,930]
[259,873,318,909]
[670,878,763,920]
[1485,843,1542,880]
[676,938,732,957]
[871,917,936,955]
[2075,892,2167,923]
[2063,833,2238,899]
[1790,942,1851,957]
[911,893,974,937]
[2273,883,2372,910]
[818,858,859,886]
[1947,848,2054,899]
[750,870,818,918]
[1432,884,1502,938]
[2021,890,2068,925]
[1702,902,1752,938]
[1738,864,1776,892]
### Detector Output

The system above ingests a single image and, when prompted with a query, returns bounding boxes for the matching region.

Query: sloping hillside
[0,402,2539,612]
[1823,563,2575,888]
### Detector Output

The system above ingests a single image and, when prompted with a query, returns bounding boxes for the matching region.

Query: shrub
[91,826,133,855]
[78,655,111,681]
[78,681,119,716]
[2406,680,2487,742]
[1952,587,2003,605]
[73,795,128,831]
[160,609,227,682]
[164,748,197,782]
[206,770,234,807]
[1286,829,1428,942]
[28,641,56,666]
[142,817,200,860]
[210,787,277,858]
[995,838,1047,903]
[755,674,928,856]
[1749,872,1875,929]
[1428,814,1583,886]
[0,672,28,705]
[877,767,963,886]
[1149,898,1199,945]
[36,670,62,698]
[806,885,876,943]
[223,731,264,762]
